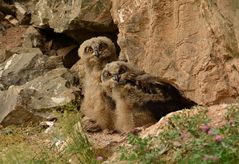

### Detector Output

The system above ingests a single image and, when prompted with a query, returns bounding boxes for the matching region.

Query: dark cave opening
[38,27,120,69]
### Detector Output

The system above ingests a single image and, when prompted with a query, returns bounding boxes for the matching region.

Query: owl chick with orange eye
[78,36,117,131]
[101,61,195,132]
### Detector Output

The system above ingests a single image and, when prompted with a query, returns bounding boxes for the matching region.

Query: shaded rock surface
[29,0,119,49]
[0,2,82,126]
[111,0,239,105]
[0,48,62,89]
[0,67,80,126]
[0,86,35,126]
[31,0,116,33]
[21,67,80,110]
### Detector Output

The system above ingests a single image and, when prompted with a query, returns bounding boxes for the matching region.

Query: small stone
[4,15,18,25]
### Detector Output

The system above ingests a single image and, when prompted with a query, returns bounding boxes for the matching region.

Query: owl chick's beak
[113,74,120,82]
[93,50,100,58]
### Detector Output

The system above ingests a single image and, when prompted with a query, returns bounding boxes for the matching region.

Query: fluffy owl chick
[78,36,117,130]
[101,61,195,132]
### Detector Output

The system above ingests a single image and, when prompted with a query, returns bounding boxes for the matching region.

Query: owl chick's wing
[125,72,195,109]
[125,73,172,98]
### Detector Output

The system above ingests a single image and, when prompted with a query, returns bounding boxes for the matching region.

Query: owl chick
[101,61,195,132]
[78,36,117,130]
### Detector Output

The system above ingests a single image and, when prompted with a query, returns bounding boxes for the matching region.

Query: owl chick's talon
[81,117,102,132]
[103,129,117,134]
[85,124,102,133]
[129,127,142,135]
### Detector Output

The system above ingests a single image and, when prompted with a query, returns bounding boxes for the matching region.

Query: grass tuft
[0,102,98,164]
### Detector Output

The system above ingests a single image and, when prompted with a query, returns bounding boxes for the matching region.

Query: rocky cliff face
[0,0,81,126]
[31,0,116,33]
[0,0,238,124]
[0,0,119,126]
[1,1,239,162]
[111,0,239,105]
[30,0,118,42]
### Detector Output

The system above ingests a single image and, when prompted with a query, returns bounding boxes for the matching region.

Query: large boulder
[0,48,62,89]
[22,67,80,110]
[0,86,38,126]
[0,67,80,126]
[111,0,239,105]
[31,0,116,33]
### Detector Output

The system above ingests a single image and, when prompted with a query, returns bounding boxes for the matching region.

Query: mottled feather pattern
[101,61,196,132]
[78,36,195,133]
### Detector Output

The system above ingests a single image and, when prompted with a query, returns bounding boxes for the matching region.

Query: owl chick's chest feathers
[78,36,117,130]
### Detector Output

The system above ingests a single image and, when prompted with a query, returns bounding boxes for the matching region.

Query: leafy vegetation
[0,102,98,164]
[1,103,239,163]
[119,105,239,163]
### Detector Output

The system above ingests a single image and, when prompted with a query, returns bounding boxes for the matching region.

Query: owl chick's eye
[85,47,93,53]
[99,43,108,51]
[118,65,127,74]
[103,71,111,78]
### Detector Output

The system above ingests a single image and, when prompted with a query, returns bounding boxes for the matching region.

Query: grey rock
[22,67,80,110]
[31,0,116,33]
[22,26,45,49]
[4,15,18,25]
[14,2,31,25]
[0,48,62,89]
[0,86,42,126]
[0,67,80,127]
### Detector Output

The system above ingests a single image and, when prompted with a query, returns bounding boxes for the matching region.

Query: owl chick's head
[78,36,117,68]
[101,61,143,90]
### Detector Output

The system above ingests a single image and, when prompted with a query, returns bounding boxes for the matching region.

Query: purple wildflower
[207,129,214,135]
[97,156,103,161]
[214,135,223,143]
[200,124,210,133]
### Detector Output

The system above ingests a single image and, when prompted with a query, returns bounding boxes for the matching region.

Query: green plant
[0,102,98,164]
[49,102,98,164]
[119,134,167,164]
[119,105,239,163]
[57,110,98,164]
